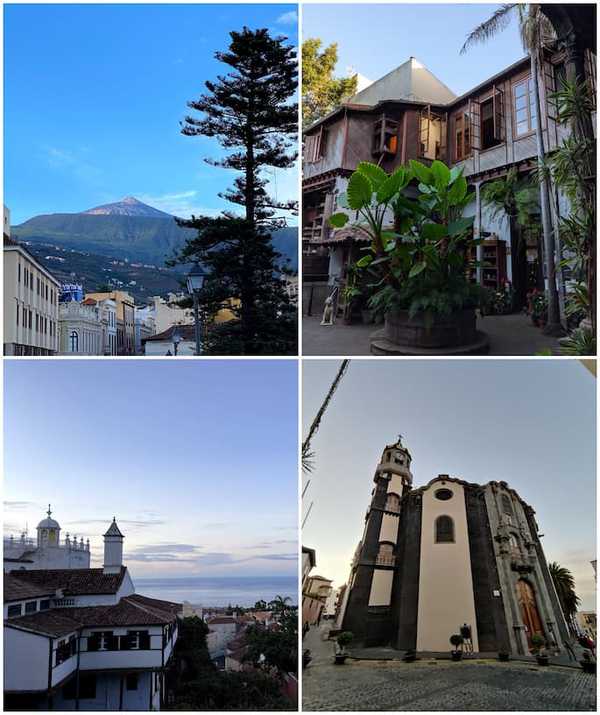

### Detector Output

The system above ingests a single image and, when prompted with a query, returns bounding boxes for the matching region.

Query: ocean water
[134,576,298,607]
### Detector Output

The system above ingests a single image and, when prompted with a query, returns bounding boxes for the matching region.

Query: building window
[40,599,51,611]
[125,630,150,650]
[480,90,504,149]
[7,604,22,618]
[126,674,139,691]
[513,77,537,137]
[385,493,400,513]
[69,330,79,353]
[18,263,21,282]
[16,304,19,326]
[372,115,399,156]
[25,601,37,614]
[87,631,116,651]
[55,639,73,665]
[435,488,453,501]
[435,515,455,543]
[28,310,32,329]
[455,113,471,160]
[305,126,327,163]
[501,494,513,515]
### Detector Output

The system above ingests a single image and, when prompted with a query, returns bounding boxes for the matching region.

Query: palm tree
[269,594,292,614]
[461,4,563,335]
[549,561,581,631]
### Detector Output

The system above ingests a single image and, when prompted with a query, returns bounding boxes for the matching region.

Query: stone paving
[302,626,596,712]
[302,313,561,356]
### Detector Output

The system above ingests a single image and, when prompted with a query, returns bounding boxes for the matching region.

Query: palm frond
[460,4,517,55]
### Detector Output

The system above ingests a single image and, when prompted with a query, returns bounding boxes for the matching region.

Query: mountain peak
[82,197,172,218]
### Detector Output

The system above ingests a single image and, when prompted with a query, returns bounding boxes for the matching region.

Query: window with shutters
[454,113,471,160]
[385,493,400,513]
[372,116,399,156]
[512,77,537,137]
[435,515,455,543]
[480,90,504,149]
[305,127,328,163]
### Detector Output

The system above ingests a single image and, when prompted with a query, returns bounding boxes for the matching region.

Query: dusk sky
[303,3,525,96]
[303,360,596,610]
[4,3,298,225]
[4,360,298,580]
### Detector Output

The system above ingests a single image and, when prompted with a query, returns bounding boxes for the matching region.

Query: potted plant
[450,634,464,661]
[580,650,596,674]
[334,631,354,665]
[530,634,549,665]
[531,292,548,327]
[403,649,417,663]
[329,160,488,354]
[498,651,510,662]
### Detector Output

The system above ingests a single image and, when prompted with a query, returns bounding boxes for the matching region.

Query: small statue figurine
[321,295,335,326]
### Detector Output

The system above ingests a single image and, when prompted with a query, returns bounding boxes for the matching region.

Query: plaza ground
[302,625,596,711]
[302,313,561,356]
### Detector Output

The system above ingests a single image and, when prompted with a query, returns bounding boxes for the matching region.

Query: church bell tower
[341,436,413,645]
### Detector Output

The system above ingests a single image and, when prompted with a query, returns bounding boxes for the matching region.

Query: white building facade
[4,512,181,711]
[58,301,103,355]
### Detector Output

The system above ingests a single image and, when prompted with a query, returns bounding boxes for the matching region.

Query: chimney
[103,517,124,574]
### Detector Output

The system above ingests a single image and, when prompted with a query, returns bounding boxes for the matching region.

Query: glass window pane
[516,121,528,135]
[514,81,527,98]
[515,95,527,110]
[516,108,527,123]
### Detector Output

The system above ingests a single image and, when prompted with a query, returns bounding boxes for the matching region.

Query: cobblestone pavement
[302,313,561,356]
[302,628,596,711]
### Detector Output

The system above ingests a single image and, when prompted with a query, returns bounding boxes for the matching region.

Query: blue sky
[4,360,298,580]
[303,3,525,96]
[303,360,597,610]
[4,3,298,225]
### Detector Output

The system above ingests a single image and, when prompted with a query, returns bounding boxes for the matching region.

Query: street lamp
[171,326,183,357]
[186,262,206,356]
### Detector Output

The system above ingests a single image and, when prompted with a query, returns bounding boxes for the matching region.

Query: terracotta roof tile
[4,567,127,599]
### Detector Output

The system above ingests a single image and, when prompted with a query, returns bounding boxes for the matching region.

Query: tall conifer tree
[171,27,298,355]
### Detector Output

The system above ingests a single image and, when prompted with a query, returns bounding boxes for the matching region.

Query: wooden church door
[517,579,544,647]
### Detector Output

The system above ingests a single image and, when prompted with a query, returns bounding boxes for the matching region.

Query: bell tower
[342,436,413,645]
[36,505,61,549]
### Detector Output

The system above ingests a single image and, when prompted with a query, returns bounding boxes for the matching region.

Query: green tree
[171,27,298,355]
[243,606,298,676]
[549,561,581,628]
[302,38,357,125]
[461,4,563,335]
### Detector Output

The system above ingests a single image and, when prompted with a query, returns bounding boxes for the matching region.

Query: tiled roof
[143,324,196,343]
[4,574,55,602]
[4,567,127,600]
[5,595,182,638]
[103,518,124,538]
[208,616,238,625]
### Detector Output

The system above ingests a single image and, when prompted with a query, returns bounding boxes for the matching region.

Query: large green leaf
[346,172,373,210]
[447,175,468,205]
[409,160,432,185]
[376,168,407,203]
[356,254,373,268]
[449,165,464,184]
[422,222,448,241]
[337,192,350,209]
[408,261,427,278]
[329,212,349,228]
[448,216,474,236]
[356,162,388,191]
[430,160,451,189]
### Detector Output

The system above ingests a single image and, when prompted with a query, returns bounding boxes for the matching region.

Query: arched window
[376,542,395,565]
[435,515,455,543]
[385,493,400,513]
[501,494,513,515]
[69,330,79,353]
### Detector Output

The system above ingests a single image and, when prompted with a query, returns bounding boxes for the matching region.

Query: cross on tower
[47,504,52,518]
[397,434,404,446]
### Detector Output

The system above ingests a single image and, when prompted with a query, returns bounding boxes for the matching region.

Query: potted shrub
[403,649,417,663]
[450,634,464,661]
[328,160,487,354]
[580,650,596,674]
[334,631,354,665]
[530,634,549,665]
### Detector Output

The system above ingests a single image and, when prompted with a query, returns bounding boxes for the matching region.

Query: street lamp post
[186,262,206,357]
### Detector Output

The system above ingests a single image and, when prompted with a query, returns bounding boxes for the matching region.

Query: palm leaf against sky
[460,4,517,55]
[549,561,581,619]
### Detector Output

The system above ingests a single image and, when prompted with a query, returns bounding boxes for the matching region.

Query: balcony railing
[375,554,395,566]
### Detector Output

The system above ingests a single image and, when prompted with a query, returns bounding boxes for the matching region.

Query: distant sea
[134,576,298,607]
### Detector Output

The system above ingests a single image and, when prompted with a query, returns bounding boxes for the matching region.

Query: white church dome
[37,505,60,530]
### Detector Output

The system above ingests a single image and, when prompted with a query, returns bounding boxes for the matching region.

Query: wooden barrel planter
[371,308,489,355]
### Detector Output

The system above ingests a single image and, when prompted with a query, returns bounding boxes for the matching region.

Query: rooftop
[6,594,182,638]
[4,567,127,601]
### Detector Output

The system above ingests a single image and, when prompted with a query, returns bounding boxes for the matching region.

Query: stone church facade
[339,438,569,655]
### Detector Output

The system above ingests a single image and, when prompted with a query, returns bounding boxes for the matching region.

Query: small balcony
[375,554,396,567]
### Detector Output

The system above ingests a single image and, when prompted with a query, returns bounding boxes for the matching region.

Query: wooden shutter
[419,106,431,156]
[492,85,505,141]
[468,99,480,152]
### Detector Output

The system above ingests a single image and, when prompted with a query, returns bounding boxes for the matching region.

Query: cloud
[131,543,204,554]
[4,501,38,511]
[64,518,165,529]
[43,146,102,182]
[275,10,297,26]
[242,539,297,550]
[136,190,223,220]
